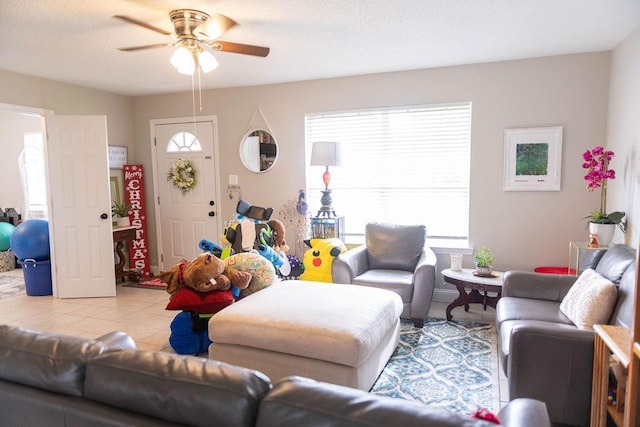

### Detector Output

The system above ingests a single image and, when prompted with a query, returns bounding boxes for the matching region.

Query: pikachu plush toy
[299,238,346,283]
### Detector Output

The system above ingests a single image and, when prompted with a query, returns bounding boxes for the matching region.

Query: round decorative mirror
[239,129,278,173]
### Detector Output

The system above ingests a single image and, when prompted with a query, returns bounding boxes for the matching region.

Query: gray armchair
[331,222,437,328]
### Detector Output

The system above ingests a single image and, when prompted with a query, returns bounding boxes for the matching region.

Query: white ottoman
[208,280,402,391]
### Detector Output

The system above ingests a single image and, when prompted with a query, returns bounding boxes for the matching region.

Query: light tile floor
[0,269,507,407]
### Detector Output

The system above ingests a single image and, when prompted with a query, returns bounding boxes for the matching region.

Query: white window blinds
[305,102,471,240]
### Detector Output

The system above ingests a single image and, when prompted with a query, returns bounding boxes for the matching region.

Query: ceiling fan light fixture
[198,50,218,73]
[170,46,195,75]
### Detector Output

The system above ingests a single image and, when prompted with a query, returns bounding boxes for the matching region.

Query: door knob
[100,213,109,220]
[208,211,215,217]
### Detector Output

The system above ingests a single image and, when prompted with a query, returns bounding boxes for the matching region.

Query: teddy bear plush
[157,252,251,295]
[267,219,290,253]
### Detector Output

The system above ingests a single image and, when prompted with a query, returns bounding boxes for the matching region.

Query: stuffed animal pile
[158,251,278,354]
[222,199,302,279]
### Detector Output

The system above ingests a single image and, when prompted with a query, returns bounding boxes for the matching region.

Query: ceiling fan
[114,9,269,75]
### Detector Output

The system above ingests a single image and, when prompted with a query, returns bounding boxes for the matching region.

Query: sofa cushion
[0,325,107,397]
[609,263,637,328]
[594,244,636,284]
[496,298,572,326]
[257,376,481,427]
[366,223,425,271]
[559,269,617,330]
[354,269,414,302]
[84,350,271,427]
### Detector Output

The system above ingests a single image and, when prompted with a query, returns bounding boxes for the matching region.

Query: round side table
[442,268,504,321]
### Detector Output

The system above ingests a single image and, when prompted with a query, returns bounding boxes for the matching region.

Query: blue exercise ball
[10,219,50,261]
[0,222,16,252]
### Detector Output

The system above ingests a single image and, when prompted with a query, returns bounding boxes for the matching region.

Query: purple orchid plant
[582,146,625,230]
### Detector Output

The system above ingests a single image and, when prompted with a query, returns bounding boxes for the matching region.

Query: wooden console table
[442,268,504,321]
[113,226,138,283]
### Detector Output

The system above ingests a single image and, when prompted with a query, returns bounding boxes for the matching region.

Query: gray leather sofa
[496,244,636,426]
[0,324,550,426]
[332,222,437,327]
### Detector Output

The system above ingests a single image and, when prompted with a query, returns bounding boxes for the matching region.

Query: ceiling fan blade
[210,41,270,57]
[198,13,237,39]
[118,43,174,52]
[113,15,172,36]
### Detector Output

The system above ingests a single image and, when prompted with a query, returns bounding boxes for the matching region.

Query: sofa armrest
[502,271,577,301]
[409,247,438,321]
[506,321,594,426]
[332,245,369,284]
[94,331,137,351]
[498,398,550,427]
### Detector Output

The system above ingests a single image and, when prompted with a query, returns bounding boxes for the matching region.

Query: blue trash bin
[18,258,52,296]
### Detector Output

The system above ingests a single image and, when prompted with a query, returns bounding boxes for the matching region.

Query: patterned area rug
[0,275,26,300]
[370,317,499,415]
[122,277,167,290]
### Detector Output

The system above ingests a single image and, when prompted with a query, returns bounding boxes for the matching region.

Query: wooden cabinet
[591,325,631,426]
[591,242,640,427]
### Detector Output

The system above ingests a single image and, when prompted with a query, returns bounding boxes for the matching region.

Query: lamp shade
[170,46,195,75]
[310,141,342,167]
[198,50,219,73]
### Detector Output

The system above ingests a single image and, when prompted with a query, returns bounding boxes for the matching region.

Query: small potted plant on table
[474,246,494,277]
[112,200,131,227]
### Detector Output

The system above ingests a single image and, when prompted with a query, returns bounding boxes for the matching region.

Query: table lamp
[310,141,341,217]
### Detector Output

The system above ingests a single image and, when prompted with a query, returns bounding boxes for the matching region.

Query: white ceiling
[1,0,639,97]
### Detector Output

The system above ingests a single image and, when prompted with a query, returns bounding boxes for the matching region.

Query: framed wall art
[503,126,563,191]
[108,145,127,169]
[110,176,122,204]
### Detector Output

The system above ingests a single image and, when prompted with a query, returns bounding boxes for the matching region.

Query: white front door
[46,115,116,298]
[151,118,220,271]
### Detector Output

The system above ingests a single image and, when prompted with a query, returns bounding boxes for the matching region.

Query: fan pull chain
[191,73,197,130]
[198,67,204,112]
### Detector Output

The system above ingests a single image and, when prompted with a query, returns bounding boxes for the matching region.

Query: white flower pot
[117,216,131,227]
[589,222,616,246]
[474,265,493,277]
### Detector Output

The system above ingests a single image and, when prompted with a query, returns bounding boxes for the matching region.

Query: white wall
[132,52,611,279]
[607,23,640,248]
[0,69,134,159]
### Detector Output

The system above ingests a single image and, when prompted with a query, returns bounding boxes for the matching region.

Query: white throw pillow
[560,268,617,330]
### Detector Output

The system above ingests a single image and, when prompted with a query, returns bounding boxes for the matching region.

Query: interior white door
[153,119,220,270]
[46,115,116,298]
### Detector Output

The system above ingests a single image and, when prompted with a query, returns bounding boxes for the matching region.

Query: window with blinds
[19,132,48,219]
[304,102,471,242]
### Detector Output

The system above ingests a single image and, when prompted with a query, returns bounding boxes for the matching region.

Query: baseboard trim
[432,288,458,303]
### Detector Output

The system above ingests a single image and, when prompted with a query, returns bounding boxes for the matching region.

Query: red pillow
[471,408,500,424]
[166,288,234,314]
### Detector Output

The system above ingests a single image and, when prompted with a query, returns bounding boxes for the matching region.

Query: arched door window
[166,131,202,152]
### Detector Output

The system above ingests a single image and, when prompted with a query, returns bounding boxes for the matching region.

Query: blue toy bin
[18,258,52,296]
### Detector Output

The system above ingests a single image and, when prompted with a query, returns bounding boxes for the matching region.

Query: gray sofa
[332,222,437,327]
[0,324,550,426]
[496,244,636,426]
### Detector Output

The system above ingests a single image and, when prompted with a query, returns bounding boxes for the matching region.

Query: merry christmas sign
[123,164,151,278]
